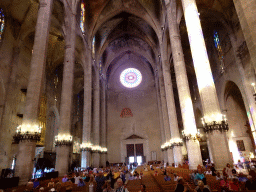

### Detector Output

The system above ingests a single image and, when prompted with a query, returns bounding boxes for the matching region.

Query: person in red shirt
[229,178,240,191]
[220,176,229,192]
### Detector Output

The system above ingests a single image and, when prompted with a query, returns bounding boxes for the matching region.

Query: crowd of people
[4,160,256,192]
[188,162,256,192]
[23,165,149,192]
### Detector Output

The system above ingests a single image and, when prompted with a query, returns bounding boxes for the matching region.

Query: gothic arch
[224,81,255,163]
[45,106,60,151]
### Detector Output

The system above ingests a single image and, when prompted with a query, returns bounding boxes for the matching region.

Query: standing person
[225,163,233,178]
[87,175,96,192]
[211,164,216,176]
[115,178,129,192]
[95,171,106,192]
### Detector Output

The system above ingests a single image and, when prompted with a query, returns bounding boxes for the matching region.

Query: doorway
[126,143,144,165]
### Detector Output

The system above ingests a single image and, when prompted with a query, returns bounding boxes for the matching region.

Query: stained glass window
[0,8,5,41]
[120,68,142,88]
[92,36,95,55]
[80,0,85,34]
[213,31,224,60]
[213,31,225,72]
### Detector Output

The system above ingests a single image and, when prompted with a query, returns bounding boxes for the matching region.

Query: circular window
[120,68,142,88]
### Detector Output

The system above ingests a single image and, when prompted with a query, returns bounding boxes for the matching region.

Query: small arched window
[80,0,85,34]
[0,8,5,41]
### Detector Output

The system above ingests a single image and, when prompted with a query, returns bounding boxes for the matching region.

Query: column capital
[13,132,41,143]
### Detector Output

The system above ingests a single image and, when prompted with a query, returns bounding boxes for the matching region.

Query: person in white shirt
[74,174,81,185]
[205,168,212,175]
[216,172,223,181]
[173,173,179,182]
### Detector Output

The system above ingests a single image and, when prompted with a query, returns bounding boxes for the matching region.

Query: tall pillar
[81,56,93,168]
[181,0,232,169]
[157,65,175,165]
[14,0,53,184]
[233,0,256,72]
[55,0,77,176]
[160,56,183,165]
[155,68,168,164]
[166,0,202,169]
[92,66,100,167]
[100,76,107,167]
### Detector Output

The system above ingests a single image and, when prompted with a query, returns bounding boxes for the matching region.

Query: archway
[225,81,255,163]
[45,110,59,152]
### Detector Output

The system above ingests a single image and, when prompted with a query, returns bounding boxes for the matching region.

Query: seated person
[62,175,68,183]
[190,170,197,184]
[33,178,40,189]
[231,168,238,178]
[204,168,212,175]
[164,174,171,181]
[77,178,85,187]
[245,175,256,191]
[154,171,158,176]
[229,178,240,191]
[194,180,211,192]
[174,177,189,192]
[220,176,229,192]
[215,172,223,180]
[195,170,206,185]
[173,173,179,182]
[48,178,55,188]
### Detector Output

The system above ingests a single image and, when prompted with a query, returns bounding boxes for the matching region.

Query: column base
[92,153,100,168]
[166,148,174,165]
[55,145,70,177]
[15,141,36,185]
[81,151,91,168]
[186,140,202,170]
[207,131,232,170]
[173,146,183,166]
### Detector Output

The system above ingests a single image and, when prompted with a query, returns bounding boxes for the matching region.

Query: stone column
[154,69,168,164]
[15,0,53,184]
[100,76,107,167]
[55,0,77,176]
[157,65,175,165]
[166,0,202,169]
[181,0,232,169]
[160,58,183,165]
[81,56,93,168]
[233,0,256,72]
[92,66,100,167]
